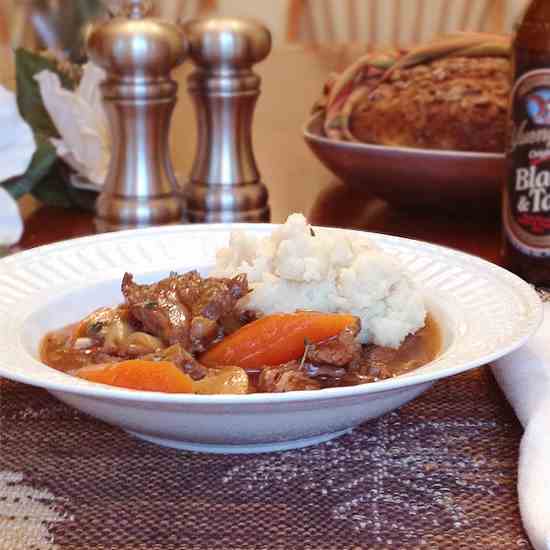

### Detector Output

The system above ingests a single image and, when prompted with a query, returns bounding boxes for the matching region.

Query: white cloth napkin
[34,63,109,187]
[0,85,32,246]
[492,300,550,550]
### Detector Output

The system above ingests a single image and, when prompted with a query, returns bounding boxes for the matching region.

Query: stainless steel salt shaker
[86,0,187,232]
[182,17,271,222]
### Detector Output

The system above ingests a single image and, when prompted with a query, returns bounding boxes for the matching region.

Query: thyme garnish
[299,338,312,370]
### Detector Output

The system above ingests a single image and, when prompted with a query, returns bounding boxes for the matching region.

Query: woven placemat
[0,367,531,550]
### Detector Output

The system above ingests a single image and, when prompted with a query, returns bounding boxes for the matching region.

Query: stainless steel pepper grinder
[182,17,271,223]
[86,0,187,232]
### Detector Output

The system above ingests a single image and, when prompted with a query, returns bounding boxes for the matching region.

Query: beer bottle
[503,0,550,285]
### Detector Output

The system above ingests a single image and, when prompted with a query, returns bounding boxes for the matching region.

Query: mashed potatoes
[213,214,426,348]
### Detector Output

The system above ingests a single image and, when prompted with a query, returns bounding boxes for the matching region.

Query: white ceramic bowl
[0,225,542,454]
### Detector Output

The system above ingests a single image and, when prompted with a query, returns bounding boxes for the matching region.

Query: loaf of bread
[316,33,510,153]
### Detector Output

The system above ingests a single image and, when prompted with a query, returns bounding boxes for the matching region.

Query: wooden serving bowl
[303,112,505,211]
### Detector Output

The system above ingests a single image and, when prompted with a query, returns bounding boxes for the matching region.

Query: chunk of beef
[305,324,361,367]
[175,271,248,320]
[122,273,189,346]
[257,323,362,392]
[343,345,397,385]
[121,271,249,353]
[220,309,258,336]
[257,361,321,392]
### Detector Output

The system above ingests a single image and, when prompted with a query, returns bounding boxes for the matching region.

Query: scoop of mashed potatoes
[213,214,426,348]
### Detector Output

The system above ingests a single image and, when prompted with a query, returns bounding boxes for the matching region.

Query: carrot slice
[200,312,359,370]
[74,360,193,393]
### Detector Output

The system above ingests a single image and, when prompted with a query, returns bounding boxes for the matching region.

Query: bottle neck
[515,0,550,50]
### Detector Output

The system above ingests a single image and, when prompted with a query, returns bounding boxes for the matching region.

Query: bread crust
[348,56,509,153]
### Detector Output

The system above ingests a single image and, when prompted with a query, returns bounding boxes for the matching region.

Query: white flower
[0,188,23,246]
[35,63,110,186]
[0,85,36,182]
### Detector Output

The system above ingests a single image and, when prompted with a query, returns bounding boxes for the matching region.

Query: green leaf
[3,140,98,210]
[2,137,57,200]
[15,48,76,139]
[30,161,97,211]
[30,162,76,209]
[66,184,97,213]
